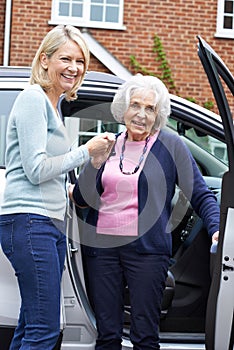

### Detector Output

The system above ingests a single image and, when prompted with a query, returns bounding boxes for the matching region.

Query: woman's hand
[87,132,115,169]
[212,230,219,244]
[86,132,115,158]
[68,183,75,202]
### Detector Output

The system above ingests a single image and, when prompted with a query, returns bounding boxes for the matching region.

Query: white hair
[111,74,171,129]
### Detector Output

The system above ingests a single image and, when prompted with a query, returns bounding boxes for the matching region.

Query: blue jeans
[0,213,66,350]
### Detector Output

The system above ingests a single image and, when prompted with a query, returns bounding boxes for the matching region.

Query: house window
[216,0,234,38]
[50,0,125,30]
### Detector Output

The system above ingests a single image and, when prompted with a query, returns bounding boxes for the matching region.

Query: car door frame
[197,35,234,350]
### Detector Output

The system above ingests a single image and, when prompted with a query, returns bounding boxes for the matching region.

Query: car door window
[168,117,228,166]
[63,99,126,170]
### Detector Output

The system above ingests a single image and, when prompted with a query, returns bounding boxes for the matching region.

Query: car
[0,36,233,350]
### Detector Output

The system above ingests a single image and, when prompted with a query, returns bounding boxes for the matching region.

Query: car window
[64,111,124,176]
[0,90,20,167]
[1,89,228,177]
[63,100,124,179]
[63,101,228,180]
[167,117,228,166]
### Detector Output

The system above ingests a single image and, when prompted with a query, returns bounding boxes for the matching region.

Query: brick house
[0,0,233,112]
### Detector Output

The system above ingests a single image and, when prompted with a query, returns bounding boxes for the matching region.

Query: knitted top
[1,84,89,221]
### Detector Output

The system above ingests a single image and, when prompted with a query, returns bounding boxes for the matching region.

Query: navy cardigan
[73,130,220,256]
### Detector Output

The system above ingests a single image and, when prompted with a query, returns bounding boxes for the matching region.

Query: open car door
[197,36,234,350]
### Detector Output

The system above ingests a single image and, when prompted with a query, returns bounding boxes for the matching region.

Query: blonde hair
[111,74,171,129]
[30,25,90,101]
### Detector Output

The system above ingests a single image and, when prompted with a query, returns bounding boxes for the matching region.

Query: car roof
[0,66,124,84]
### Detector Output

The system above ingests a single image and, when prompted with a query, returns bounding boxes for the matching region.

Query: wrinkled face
[123,89,157,141]
[40,39,85,101]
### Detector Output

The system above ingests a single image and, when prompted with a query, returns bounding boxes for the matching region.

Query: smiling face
[40,39,85,107]
[123,89,157,141]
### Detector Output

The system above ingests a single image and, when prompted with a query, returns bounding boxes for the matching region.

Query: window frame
[216,0,234,38]
[50,0,126,30]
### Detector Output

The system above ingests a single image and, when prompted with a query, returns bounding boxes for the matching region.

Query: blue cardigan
[73,130,220,256]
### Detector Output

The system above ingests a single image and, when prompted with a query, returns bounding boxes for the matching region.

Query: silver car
[0,37,233,350]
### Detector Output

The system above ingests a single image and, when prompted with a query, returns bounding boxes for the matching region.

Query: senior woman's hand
[212,230,219,243]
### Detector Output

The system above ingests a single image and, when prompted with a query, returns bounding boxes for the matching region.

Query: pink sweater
[97,131,158,236]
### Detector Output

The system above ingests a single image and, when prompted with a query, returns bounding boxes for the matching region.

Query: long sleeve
[10,86,89,185]
[166,133,220,236]
[73,160,101,209]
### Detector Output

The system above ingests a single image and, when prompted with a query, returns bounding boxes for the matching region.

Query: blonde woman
[0,25,114,349]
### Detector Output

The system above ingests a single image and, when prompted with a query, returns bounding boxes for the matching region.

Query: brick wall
[0,2,5,64]
[88,0,234,112]
[0,0,233,113]
[9,1,52,66]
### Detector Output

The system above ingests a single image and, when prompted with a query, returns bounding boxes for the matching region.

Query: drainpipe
[3,0,13,66]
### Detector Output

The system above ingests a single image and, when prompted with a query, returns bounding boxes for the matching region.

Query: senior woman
[70,74,219,350]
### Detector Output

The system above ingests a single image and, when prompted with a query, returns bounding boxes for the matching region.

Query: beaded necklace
[119,131,150,175]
